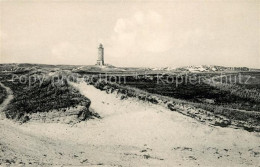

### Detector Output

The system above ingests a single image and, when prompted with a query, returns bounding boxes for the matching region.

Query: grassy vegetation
[86,72,260,131]
[208,72,260,103]
[0,84,7,104]
[213,72,260,89]
[0,72,93,122]
[112,73,260,112]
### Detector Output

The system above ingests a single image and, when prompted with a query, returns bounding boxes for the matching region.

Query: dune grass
[0,84,7,105]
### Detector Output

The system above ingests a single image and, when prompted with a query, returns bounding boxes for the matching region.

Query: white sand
[0,82,259,166]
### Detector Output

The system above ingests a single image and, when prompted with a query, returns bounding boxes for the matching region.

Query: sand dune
[0,82,259,166]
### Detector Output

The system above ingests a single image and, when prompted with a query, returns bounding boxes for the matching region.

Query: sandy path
[0,82,14,119]
[0,82,259,166]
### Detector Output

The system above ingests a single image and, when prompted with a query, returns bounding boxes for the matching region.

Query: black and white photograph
[0,0,259,166]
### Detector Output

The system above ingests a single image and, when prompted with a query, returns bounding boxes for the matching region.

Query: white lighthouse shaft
[97,44,104,66]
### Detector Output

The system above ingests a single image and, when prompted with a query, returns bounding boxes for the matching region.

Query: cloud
[109,11,173,58]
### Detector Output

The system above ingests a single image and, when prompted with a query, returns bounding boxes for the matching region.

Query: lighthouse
[96,43,104,66]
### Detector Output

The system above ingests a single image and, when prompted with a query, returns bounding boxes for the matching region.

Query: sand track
[0,82,259,166]
[0,82,14,119]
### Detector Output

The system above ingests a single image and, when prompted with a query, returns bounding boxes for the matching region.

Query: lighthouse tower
[96,43,104,66]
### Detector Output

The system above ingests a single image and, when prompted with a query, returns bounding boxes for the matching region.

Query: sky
[0,0,259,68]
